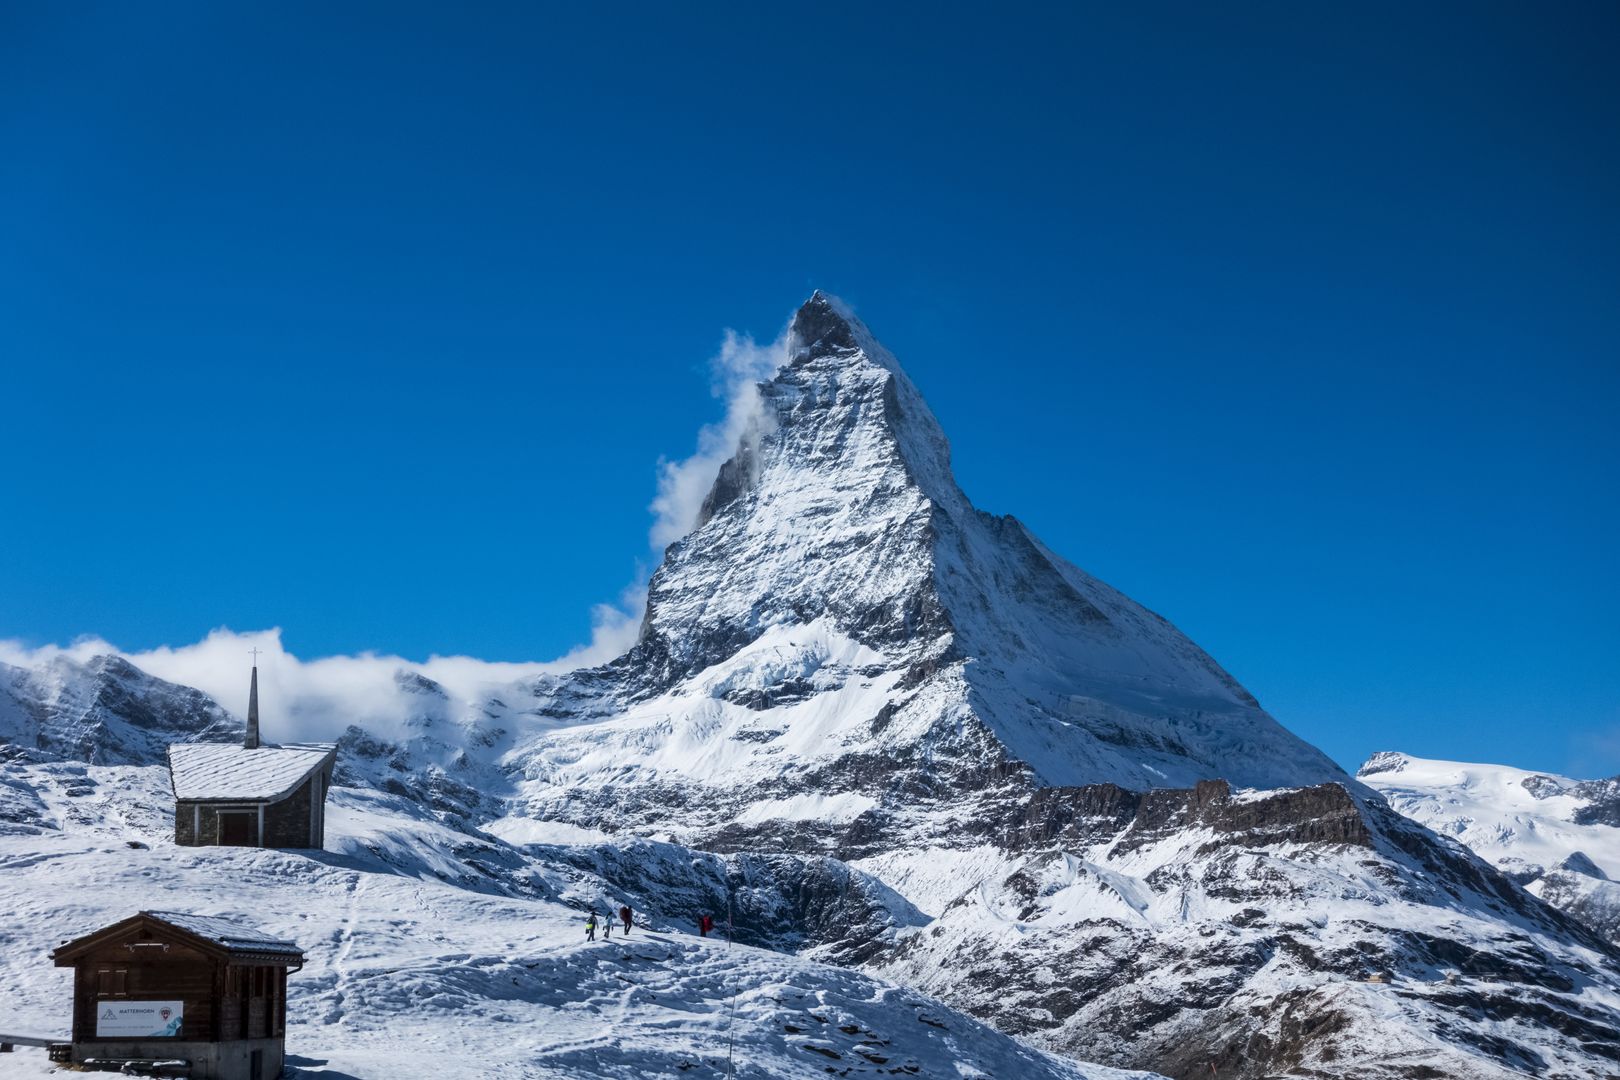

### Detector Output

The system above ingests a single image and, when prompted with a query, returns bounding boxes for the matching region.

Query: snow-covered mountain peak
[788,290,891,368]
[1359,750,1620,946]
[780,290,959,498]
[630,294,962,694]
[580,295,1349,820]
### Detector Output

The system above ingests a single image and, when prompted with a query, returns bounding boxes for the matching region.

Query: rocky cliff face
[0,654,239,765]
[865,779,1617,1079]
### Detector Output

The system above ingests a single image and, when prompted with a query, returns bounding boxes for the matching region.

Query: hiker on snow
[699,913,713,937]
[620,904,633,934]
[586,911,598,942]
[603,911,612,940]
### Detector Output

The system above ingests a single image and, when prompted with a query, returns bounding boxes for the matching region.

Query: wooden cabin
[168,664,337,849]
[51,911,304,1080]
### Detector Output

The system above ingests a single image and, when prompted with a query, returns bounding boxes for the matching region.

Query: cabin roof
[52,911,304,965]
[168,741,336,802]
[140,911,303,955]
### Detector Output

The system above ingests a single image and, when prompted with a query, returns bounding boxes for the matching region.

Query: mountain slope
[0,654,239,764]
[0,756,1151,1080]
[864,778,1619,1079]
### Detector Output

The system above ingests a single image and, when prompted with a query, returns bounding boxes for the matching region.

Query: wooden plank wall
[74,942,214,1042]
[71,936,291,1043]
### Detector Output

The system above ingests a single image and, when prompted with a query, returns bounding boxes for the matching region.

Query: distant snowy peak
[1359,750,1620,944]
[1357,750,1620,874]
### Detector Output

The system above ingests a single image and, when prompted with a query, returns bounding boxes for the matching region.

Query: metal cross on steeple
[248,646,262,666]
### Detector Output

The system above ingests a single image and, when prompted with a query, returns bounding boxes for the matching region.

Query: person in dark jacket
[585,911,598,942]
[699,913,713,937]
[619,904,633,934]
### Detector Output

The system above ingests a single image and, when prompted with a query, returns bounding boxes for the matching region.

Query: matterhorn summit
[513,292,1346,852]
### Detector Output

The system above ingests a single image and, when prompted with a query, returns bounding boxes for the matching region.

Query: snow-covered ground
[0,760,1155,1080]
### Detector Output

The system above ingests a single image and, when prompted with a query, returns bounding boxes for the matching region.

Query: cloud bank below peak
[0,627,565,744]
[0,309,806,744]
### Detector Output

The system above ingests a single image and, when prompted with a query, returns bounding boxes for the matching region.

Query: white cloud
[546,579,649,670]
[584,319,792,652]
[0,627,565,744]
[649,326,790,549]
[0,310,799,739]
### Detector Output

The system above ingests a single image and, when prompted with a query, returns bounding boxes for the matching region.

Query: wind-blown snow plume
[571,319,792,658]
[649,325,791,549]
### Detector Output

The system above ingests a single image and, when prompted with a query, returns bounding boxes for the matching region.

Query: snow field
[1360,751,1620,879]
[0,759,1154,1079]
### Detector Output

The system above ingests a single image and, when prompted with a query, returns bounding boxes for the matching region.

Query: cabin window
[96,967,129,996]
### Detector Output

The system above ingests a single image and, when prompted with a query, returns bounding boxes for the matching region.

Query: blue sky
[2,2,1616,777]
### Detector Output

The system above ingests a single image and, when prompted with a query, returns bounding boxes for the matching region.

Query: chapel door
[219,811,256,846]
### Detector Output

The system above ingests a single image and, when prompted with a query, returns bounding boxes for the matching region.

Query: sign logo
[160,1008,172,1021]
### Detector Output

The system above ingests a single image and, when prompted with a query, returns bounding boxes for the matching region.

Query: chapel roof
[167,741,336,802]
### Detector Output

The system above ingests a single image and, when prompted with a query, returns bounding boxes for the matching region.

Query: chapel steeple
[245,648,261,750]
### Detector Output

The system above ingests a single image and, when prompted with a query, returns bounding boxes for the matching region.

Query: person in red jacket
[699,913,713,937]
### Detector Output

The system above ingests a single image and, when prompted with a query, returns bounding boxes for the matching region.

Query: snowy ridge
[0,654,239,765]
[868,778,1620,1078]
[1360,750,1620,946]
[1358,750,1620,879]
